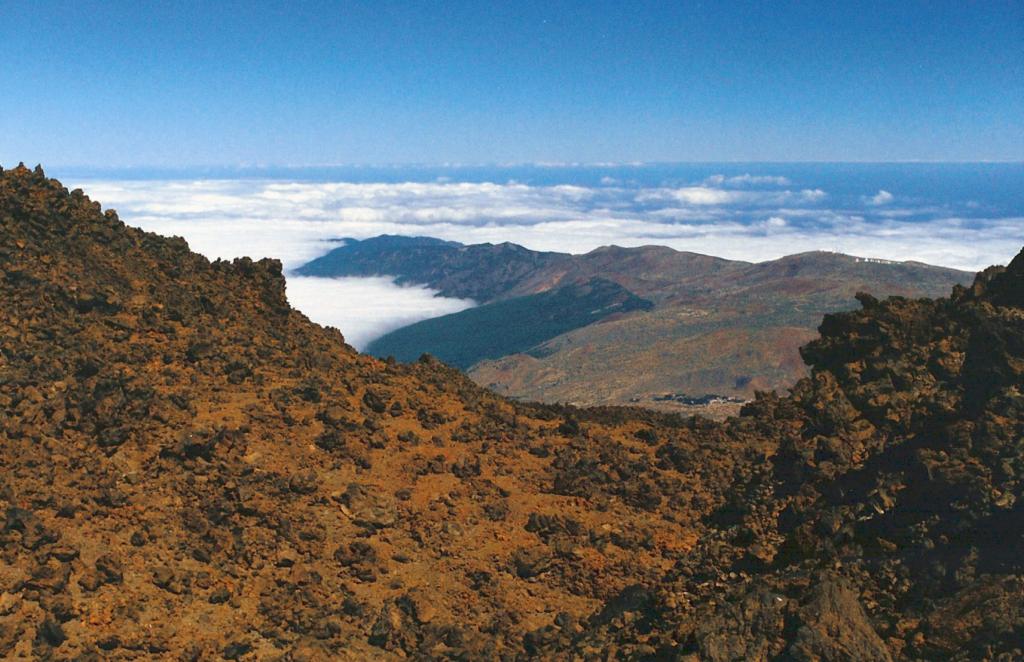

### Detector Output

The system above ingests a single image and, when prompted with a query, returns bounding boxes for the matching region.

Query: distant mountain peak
[346,234,463,249]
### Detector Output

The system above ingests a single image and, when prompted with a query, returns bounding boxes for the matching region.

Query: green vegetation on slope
[366,277,653,369]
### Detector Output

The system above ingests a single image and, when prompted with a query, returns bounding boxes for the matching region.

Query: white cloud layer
[868,189,895,205]
[285,276,474,350]
[703,174,792,187]
[75,177,1020,271]
[70,175,1022,346]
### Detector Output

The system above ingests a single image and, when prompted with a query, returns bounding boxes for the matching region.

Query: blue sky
[2,1,1022,166]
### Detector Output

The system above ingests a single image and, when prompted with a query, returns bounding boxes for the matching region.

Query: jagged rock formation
[1,165,1021,660]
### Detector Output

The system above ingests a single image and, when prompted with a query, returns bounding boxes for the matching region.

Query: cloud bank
[703,174,792,187]
[285,276,474,350]
[868,189,895,205]
[70,171,1022,345]
[76,175,1020,272]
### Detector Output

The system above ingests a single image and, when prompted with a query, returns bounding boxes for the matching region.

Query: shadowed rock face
[1,164,1022,660]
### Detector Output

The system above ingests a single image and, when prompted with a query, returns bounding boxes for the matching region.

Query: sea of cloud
[71,174,1022,347]
[285,276,474,349]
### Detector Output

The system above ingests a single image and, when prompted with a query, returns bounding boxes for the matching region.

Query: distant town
[648,392,747,406]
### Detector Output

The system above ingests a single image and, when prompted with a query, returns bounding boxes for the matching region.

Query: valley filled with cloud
[285,276,474,349]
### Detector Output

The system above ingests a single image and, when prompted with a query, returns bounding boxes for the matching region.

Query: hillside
[2,165,1023,660]
[302,236,972,410]
[367,278,654,369]
[296,235,571,302]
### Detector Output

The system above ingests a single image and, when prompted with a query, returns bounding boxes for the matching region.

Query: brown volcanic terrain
[471,248,974,409]
[2,165,1023,660]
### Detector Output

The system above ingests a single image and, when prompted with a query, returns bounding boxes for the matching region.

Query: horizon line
[13,159,1024,173]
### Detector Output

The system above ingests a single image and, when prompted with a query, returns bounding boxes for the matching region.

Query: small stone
[223,641,252,659]
[152,566,175,589]
[289,471,319,495]
[97,635,121,650]
[95,554,124,584]
[209,587,231,604]
[37,619,66,647]
[50,545,79,562]
[77,569,101,592]
[277,549,298,567]
[336,483,397,529]
[512,547,553,579]
[402,591,437,624]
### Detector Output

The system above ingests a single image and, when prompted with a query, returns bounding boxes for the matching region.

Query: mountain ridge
[297,235,571,302]
[301,236,970,303]
[303,235,973,409]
